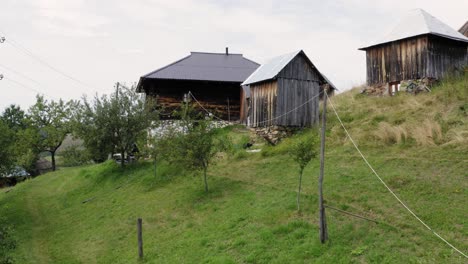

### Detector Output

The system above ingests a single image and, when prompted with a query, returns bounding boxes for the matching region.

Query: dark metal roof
[137,52,259,92]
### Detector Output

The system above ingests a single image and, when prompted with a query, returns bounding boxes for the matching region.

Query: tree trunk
[203,166,208,192]
[153,158,157,178]
[51,151,56,171]
[297,168,303,211]
[121,150,125,168]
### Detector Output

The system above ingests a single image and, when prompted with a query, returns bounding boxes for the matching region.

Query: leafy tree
[74,84,158,167]
[288,132,319,211]
[0,120,15,175]
[166,102,225,192]
[1,104,27,132]
[27,95,73,171]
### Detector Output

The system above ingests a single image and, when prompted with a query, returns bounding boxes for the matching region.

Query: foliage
[0,120,16,175]
[163,102,226,192]
[0,76,466,263]
[288,132,319,172]
[60,146,91,167]
[1,105,26,132]
[26,95,73,171]
[288,131,319,211]
[72,84,158,167]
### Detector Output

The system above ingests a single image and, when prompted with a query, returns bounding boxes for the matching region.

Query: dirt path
[25,182,51,264]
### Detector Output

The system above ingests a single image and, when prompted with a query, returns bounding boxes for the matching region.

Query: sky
[0,0,466,110]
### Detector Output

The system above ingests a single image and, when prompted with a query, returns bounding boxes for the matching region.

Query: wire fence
[325,92,467,258]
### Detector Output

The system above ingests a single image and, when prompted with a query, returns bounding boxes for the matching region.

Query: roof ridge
[190,51,242,55]
[418,9,433,33]
[359,9,468,50]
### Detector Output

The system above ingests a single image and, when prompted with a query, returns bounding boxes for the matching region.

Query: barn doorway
[389,81,400,96]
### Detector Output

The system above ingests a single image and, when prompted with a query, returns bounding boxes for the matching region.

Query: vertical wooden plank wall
[366,35,467,86]
[275,78,319,127]
[249,54,322,127]
[250,81,278,127]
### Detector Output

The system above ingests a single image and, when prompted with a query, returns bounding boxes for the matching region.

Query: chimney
[225,47,228,55]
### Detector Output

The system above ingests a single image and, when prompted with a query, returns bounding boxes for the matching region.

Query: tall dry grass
[374,122,408,145]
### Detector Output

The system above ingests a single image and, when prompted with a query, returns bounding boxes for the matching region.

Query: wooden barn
[241,50,336,127]
[359,9,468,94]
[136,48,259,120]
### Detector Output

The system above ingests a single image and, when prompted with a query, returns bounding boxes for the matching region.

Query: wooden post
[318,85,328,243]
[137,218,143,260]
[227,97,231,122]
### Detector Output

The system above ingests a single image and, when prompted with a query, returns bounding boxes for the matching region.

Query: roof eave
[359,33,468,50]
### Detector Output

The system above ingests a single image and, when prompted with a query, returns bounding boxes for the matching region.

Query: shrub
[61,145,91,167]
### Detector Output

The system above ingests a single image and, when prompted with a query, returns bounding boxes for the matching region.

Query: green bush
[61,146,91,167]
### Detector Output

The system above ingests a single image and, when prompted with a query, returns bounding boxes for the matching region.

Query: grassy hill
[1,74,467,263]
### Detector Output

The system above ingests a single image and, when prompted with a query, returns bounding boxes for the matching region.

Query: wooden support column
[318,85,329,243]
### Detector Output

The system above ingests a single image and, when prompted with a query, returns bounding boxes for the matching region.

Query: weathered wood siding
[249,54,321,127]
[250,81,277,127]
[426,35,468,79]
[366,36,429,85]
[365,35,468,85]
[145,79,240,120]
[275,78,320,126]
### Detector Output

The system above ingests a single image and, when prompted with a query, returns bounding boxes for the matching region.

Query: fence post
[137,218,143,260]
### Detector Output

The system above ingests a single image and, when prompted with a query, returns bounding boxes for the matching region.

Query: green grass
[1,74,467,263]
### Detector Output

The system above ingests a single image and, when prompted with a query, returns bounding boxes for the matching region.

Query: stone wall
[251,125,298,145]
[360,78,436,96]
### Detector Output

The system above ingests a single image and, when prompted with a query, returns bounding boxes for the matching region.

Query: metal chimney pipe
[225,47,228,55]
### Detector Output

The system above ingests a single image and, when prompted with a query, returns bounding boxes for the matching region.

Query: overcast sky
[0,0,466,110]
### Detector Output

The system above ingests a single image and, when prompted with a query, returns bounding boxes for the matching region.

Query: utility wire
[188,91,224,121]
[0,63,44,87]
[2,76,53,98]
[0,29,94,91]
[326,92,467,258]
[252,91,321,126]
[189,90,322,125]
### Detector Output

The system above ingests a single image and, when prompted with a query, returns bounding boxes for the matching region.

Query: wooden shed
[359,9,468,94]
[241,50,336,127]
[136,49,259,120]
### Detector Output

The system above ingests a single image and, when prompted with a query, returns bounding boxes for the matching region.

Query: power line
[0,63,44,87]
[0,29,94,91]
[188,91,224,121]
[189,90,322,125]
[326,92,467,258]
[2,76,53,98]
[253,91,321,126]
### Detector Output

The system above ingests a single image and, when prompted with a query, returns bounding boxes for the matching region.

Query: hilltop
[0,74,467,263]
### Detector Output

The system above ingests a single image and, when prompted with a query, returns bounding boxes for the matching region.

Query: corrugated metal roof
[360,9,468,50]
[241,50,337,90]
[242,50,300,86]
[141,52,259,83]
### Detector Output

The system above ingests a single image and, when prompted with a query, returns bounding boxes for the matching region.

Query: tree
[28,95,73,171]
[0,120,15,175]
[166,103,224,192]
[288,132,319,211]
[1,104,27,132]
[73,84,158,167]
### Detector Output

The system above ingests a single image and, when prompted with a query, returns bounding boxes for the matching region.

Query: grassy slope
[1,75,467,263]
